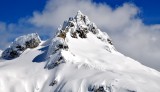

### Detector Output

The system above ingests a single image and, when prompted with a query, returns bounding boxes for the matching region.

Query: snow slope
[0,11,160,92]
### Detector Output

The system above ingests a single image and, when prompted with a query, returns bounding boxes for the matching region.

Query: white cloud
[30,0,138,31]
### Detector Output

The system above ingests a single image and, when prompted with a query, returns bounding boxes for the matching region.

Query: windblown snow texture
[0,11,160,92]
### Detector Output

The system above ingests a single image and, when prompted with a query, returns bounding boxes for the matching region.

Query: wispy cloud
[0,0,160,71]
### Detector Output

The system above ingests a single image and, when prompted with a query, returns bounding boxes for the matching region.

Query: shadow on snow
[32,46,49,63]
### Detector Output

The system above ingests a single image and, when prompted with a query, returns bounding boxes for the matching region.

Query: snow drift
[0,11,160,92]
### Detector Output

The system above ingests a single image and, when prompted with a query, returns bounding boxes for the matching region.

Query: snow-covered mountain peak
[45,11,117,69]
[57,11,115,50]
[0,11,160,92]
[43,12,160,92]
[75,10,84,18]
[77,10,83,16]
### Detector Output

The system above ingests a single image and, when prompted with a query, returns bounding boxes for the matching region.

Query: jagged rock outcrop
[44,37,67,69]
[2,33,41,59]
[57,11,110,40]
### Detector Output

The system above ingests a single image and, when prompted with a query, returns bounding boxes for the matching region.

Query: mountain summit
[0,11,160,92]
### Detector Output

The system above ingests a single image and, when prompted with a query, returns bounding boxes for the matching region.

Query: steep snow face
[0,11,160,92]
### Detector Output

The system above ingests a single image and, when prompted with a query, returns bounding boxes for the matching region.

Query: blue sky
[0,0,160,24]
[0,0,46,23]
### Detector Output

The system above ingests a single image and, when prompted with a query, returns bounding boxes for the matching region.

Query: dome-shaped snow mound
[2,33,41,59]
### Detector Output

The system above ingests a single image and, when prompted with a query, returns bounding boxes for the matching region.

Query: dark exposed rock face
[71,32,78,38]
[88,85,137,92]
[56,44,68,50]
[2,33,41,60]
[107,39,113,45]
[25,38,41,48]
[57,31,67,40]
[49,80,57,86]
[88,86,107,92]
[77,29,88,38]
[94,86,106,92]
[2,48,19,59]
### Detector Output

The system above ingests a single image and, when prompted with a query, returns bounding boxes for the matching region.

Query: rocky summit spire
[75,10,84,21]
[45,11,116,69]
[77,10,83,16]
[57,11,114,46]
